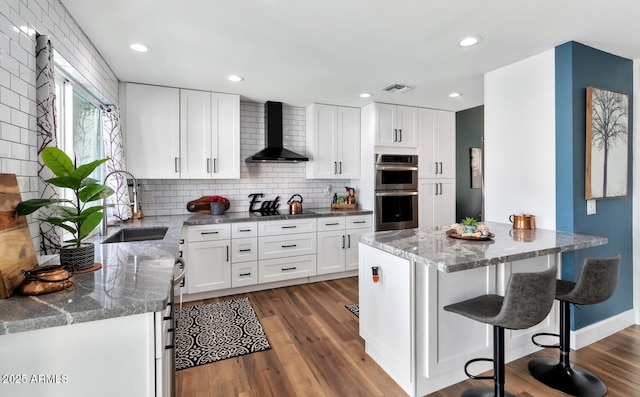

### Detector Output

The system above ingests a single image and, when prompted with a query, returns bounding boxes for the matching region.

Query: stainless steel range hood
[245,101,309,163]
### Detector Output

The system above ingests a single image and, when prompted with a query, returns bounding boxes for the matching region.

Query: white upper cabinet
[123,83,239,179]
[306,104,361,179]
[123,83,180,179]
[374,103,418,148]
[180,89,240,179]
[418,108,456,179]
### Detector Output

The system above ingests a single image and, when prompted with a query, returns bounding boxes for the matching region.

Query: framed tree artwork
[585,86,629,199]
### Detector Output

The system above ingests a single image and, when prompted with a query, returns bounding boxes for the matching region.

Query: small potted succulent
[17,147,114,271]
[207,195,230,215]
[461,217,478,233]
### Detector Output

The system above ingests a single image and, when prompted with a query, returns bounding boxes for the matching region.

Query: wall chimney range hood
[245,101,309,163]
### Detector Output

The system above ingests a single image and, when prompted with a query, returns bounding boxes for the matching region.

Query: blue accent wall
[555,41,633,330]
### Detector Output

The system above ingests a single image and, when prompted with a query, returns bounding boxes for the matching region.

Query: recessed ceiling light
[459,36,482,47]
[449,92,461,98]
[360,93,372,98]
[227,75,245,82]
[129,43,149,53]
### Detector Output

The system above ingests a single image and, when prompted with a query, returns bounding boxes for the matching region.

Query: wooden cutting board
[0,174,38,298]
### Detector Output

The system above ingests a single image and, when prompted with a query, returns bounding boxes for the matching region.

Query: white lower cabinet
[183,214,370,298]
[0,313,158,397]
[185,224,231,293]
[317,215,372,275]
[231,261,258,287]
[259,254,317,283]
[187,240,231,293]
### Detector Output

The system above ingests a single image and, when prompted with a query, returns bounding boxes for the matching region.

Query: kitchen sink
[102,226,168,244]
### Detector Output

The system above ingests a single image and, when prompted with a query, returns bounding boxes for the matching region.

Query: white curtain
[101,105,132,221]
[35,34,61,254]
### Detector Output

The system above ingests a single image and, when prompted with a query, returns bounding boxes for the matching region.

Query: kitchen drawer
[232,222,258,238]
[347,214,372,229]
[258,232,316,260]
[232,237,258,263]
[259,254,317,284]
[258,218,316,236]
[232,261,258,287]
[317,216,346,232]
[186,224,231,242]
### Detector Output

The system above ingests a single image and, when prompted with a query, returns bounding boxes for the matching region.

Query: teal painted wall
[555,41,633,329]
[456,106,484,221]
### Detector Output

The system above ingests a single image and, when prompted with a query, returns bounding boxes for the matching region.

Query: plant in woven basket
[17,147,114,270]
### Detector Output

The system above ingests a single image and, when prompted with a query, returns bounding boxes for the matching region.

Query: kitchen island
[358,222,607,397]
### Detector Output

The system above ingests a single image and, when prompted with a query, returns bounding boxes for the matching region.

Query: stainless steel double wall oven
[375,154,419,231]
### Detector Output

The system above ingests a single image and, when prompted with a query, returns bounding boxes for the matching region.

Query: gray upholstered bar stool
[528,255,620,397]
[444,266,557,397]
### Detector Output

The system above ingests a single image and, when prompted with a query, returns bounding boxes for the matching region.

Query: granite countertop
[361,222,608,273]
[0,208,371,335]
[184,207,372,225]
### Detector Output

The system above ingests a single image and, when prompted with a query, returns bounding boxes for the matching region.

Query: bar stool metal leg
[528,301,607,397]
[462,327,516,397]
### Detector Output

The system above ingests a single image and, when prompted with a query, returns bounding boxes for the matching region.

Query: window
[54,71,106,193]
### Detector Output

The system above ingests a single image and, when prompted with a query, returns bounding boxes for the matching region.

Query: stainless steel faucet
[102,170,139,235]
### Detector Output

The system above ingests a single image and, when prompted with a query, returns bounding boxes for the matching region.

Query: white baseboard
[572,309,636,349]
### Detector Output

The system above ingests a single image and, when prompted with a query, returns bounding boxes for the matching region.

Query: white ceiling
[60,0,640,112]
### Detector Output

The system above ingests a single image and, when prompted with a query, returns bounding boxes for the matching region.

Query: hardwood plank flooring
[175,277,640,397]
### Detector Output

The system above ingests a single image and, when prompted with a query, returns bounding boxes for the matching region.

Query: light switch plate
[587,199,596,215]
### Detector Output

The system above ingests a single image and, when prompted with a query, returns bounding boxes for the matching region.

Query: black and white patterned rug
[345,303,359,318]
[175,297,271,370]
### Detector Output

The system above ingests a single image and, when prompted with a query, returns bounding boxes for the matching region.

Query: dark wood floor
[175,277,640,397]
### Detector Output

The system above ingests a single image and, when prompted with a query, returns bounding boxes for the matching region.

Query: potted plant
[207,195,229,215]
[461,217,478,233]
[17,147,114,271]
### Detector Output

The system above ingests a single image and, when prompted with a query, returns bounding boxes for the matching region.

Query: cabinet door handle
[342,235,345,249]
[398,129,402,142]
[240,272,251,277]
[339,161,342,174]
[239,229,251,232]
[239,248,251,252]
[201,231,219,235]
[282,244,297,248]
[325,222,340,226]
[206,158,211,173]
[174,157,179,173]
[352,220,366,224]
[213,158,218,173]
[281,225,297,229]
[282,267,297,271]
[393,129,398,142]
[334,161,337,174]
[226,246,229,262]
[348,234,351,248]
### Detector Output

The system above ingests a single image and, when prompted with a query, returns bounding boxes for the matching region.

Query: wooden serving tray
[331,203,358,210]
[446,229,495,240]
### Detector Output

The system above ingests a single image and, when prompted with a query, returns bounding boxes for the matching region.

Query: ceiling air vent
[381,83,414,94]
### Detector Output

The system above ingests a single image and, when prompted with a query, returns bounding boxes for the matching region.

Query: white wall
[484,49,556,229]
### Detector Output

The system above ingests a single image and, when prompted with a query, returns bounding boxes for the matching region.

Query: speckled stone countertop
[184,208,372,225]
[0,208,371,335]
[361,222,608,273]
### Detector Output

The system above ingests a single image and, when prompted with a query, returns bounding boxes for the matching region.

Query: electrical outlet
[587,199,596,215]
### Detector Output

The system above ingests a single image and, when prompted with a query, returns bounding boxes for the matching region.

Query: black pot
[59,243,95,271]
